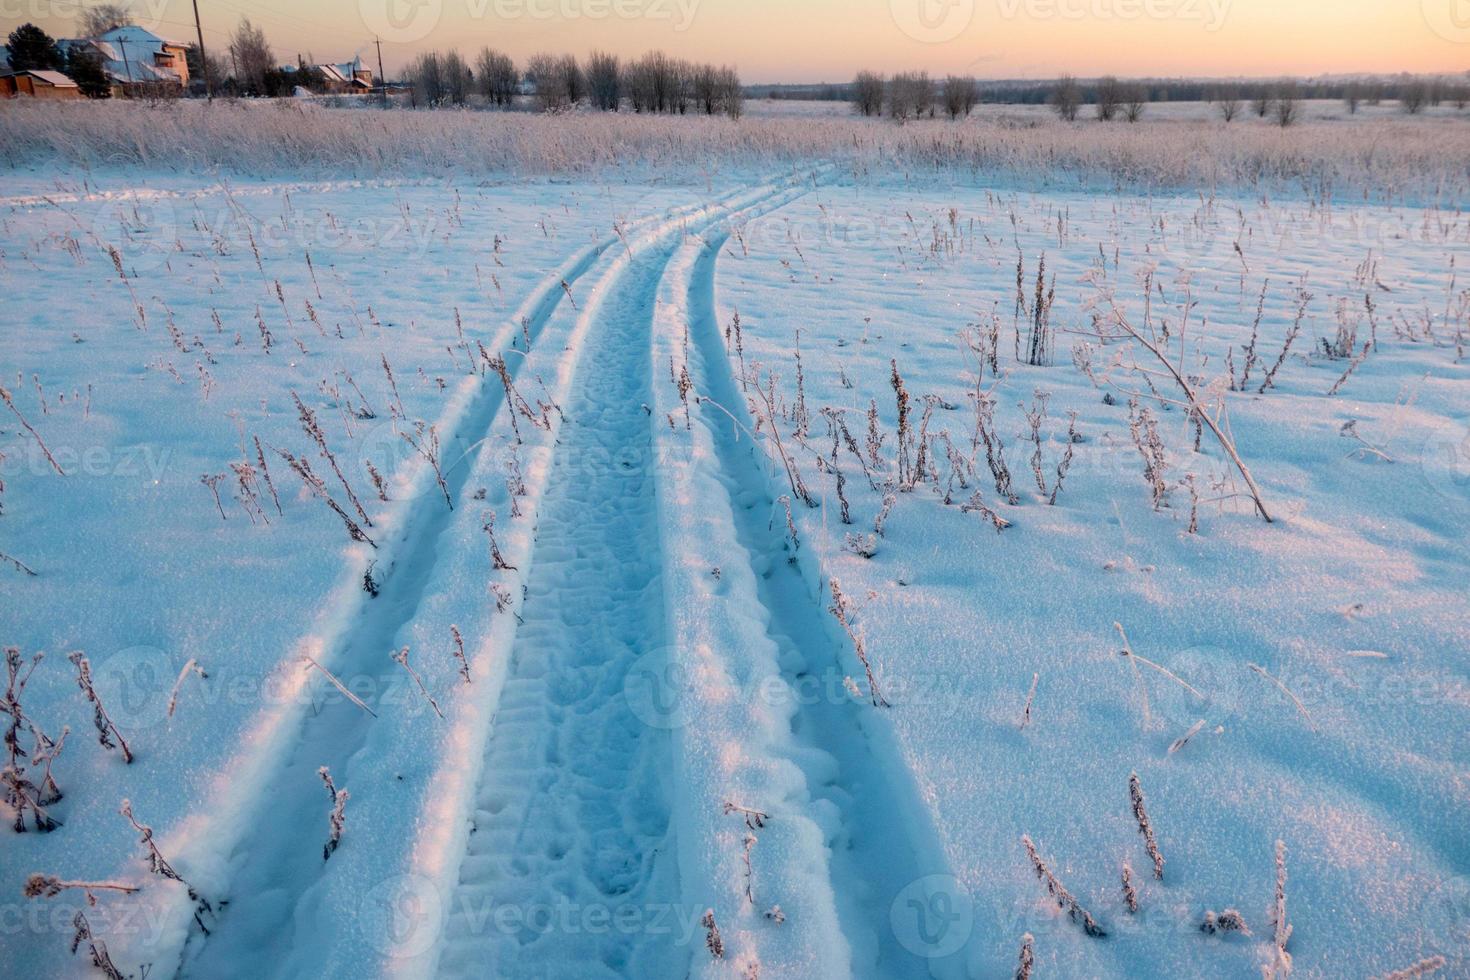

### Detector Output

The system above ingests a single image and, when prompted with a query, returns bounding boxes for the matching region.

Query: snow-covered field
[1,108,1468,980]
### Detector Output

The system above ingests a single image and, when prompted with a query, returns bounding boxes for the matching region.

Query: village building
[0,69,83,100]
[60,26,189,96]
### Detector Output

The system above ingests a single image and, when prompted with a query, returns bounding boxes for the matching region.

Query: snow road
[4,166,1468,980]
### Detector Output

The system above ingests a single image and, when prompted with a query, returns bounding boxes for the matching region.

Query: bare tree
[626,51,677,113]
[1050,74,1081,121]
[1252,87,1273,118]
[1274,81,1300,127]
[692,62,720,114]
[1123,83,1148,122]
[887,71,933,121]
[475,48,518,107]
[717,65,743,119]
[1400,78,1428,114]
[586,50,620,110]
[1343,80,1361,114]
[561,54,585,105]
[526,52,568,110]
[1095,76,1122,121]
[854,70,885,117]
[1212,86,1242,122]
[441,50,471,105]
[228,19,274,97]
[942,75,978,120]
[407,52,445,105]
[78,3,131,37]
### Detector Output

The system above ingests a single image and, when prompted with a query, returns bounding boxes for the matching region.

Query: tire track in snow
[645,225,966,977]
[163,187,764,979]
[426,180,820,979]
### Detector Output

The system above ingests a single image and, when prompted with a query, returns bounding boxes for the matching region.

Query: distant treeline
[405,48,743,118]
[756,75,1470,107]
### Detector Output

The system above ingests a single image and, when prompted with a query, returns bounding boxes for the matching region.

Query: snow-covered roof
[0,45,11,72]
[9,70,79,88]
[319,64,350,84]
[59,35,180,85]
[95,25,185,49]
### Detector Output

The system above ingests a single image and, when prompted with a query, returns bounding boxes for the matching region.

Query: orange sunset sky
[9,0,1470,80]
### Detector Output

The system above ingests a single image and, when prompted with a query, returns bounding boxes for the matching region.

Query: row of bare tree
[1049,76,1150,122]
[853,71,980,121]
[407,48,742,117]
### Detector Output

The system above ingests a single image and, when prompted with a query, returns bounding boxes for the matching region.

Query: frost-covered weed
[1021,835,1106,938]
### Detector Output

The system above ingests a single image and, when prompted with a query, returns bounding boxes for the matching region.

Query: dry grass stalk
[1200,908,1250,935]
[1015,932,1035,979]
[703,909,724,959]
[68,652,132,764]
[275,447,377,547]
[1020,672,1039,730]
[450,625,471,684]
[391,646,445,720]
[1266,839,1293,978]
[121,799,214,931]
[0,385,65,475]
[4,648,62,831]
[1129,772,1165,880]
[1121,862,1139,913]
[319,767,349,860]
[1376,956,1446,980]
[828,578,889,707]
[1248,663,1316,731]
[1103,295,1273,521]
[166,659,207,719]
[1021,835,1107,937]
[303,656,378,717]
[25,874,139,899]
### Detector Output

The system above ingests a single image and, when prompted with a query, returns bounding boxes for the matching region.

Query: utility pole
[117,37,132,99]
[375,36,387,108]
[190,0,211,100]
